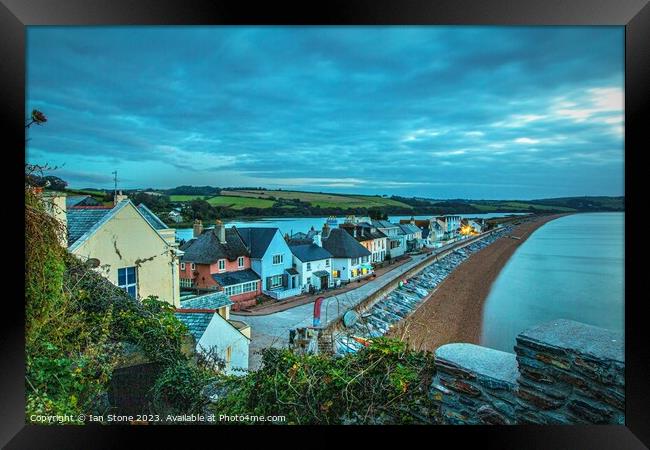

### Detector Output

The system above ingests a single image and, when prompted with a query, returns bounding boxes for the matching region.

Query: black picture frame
[2,0,647,448]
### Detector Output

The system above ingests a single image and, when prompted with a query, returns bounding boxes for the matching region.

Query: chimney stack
[410,216,415,225]
[215,220,226,243]
[322,222,331,239]
[193,219,203,238]
[313,233,322,247]
[113,190,128,206]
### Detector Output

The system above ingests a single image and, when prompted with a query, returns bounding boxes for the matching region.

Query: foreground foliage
[210,338,439,425]
[25,182,215,421]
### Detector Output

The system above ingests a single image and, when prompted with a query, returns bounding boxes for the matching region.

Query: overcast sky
[26,26,624,199]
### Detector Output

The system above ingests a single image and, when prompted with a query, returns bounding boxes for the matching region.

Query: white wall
[295,257,332,290]
[197,313,250,375]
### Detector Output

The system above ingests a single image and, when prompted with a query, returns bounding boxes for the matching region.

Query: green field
[220,189,413,209]
[169,195,211,202]
[206,195,277,209]
[470,201,577,212]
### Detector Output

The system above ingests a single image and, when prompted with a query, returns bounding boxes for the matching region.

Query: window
[272,254,283,265]
[190,263,196,271]
[351,257,359,266]
[306,262,311,271]
[325,259,330,267]
[237,256,244,268]
[218,259,226,271]
[180,262,185,270]
[332,270,340,278]
[223,280,259,296]
[117,266,137,298]
[270,274,283,288]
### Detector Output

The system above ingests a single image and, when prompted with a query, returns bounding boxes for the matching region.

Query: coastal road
[233,235,494,370]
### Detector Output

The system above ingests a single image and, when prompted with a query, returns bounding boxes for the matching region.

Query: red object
[313,296,325,326]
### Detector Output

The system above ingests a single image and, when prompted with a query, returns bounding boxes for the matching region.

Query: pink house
[179,220,261,310]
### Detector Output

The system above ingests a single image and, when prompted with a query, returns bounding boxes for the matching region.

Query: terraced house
[340,219,388,263]
[371,219,406,259]
[236,227,302,300]
[287,232,333,292]
[179,220,261,310]
[321,225,373,283]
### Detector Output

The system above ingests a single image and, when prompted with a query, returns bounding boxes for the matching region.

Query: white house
[174,292,250,376]
[339,220,388,263]
[321,226,373,284]
[288,235,334,292]
[397,222,423,252]
[371,220,406,259]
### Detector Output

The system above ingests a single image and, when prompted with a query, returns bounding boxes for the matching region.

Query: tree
[368,207,388,221]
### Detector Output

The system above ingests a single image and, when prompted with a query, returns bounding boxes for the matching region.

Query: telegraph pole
[112,170,118,205]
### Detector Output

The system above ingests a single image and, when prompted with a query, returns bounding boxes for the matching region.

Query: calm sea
[480,212,625,353]
[174,212,529,242]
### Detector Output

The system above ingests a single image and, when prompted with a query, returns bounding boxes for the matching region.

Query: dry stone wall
[430,319,624,425]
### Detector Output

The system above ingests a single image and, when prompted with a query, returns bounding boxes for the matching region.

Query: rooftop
[236,227,280,259]
[289,243,332,262]
[181,227,249,264]
[180,291,233,310]
[212,269,260,287]
[322,228,372,259]
[174,311,214,342]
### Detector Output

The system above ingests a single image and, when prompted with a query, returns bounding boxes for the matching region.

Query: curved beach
[387,214,567,352]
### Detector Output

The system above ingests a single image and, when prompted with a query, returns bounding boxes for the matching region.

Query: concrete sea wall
[430,319,624,425]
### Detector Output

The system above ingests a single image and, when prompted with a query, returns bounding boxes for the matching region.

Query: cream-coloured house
[64,198,182,307]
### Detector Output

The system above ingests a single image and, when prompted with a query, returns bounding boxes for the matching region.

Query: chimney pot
[215,219,226,243]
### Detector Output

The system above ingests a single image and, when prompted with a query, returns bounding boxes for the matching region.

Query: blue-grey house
[235,227,301,300]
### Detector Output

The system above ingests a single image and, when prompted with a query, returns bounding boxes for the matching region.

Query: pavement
[233,239,480,370]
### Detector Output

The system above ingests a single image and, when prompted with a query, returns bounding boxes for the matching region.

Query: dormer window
[218,259,226,272]
[237,256,245,268]
[190,263,196,271]
[180,262,185,271]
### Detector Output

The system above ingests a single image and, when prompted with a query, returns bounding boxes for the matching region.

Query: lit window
[218,259,226,271]
[117,266,137,298]
[238,256,244,268]
[272,254,283,265]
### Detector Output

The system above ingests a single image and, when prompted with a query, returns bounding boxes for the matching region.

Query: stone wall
[430,319,624,425]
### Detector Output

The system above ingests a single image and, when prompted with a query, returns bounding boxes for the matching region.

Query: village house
[179,220,261,310]
[401,218,444,247]
[321,224,373,284]
[437,214,462,240]
[174,292,250,375]
[397,222,423,252]
[167,209,183,223]
[371,219,406,259]
[340,217,388,263]
[287,233,334,293]
[236,227,302,300]
[59,193,182,306]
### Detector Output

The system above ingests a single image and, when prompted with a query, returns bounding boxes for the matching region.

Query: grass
[169,195,210,202]
[206,195,277,209]
[470,201,577,212]
[220,189,413,209]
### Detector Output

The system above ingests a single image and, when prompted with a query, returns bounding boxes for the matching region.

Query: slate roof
[343,222,387,242]
[322,228,371,259]
[181,227,249,264]
[180,291,233,310]
[174,311,214,342]
[236,227,280,259]
[137,203,169,230]
[398,223,421,235]
[371,219,399,229]
[212,269,260,287]
[66,207,114,246]
[289,243,332,262]
[312,270,329,277]
[286,267,299,275]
